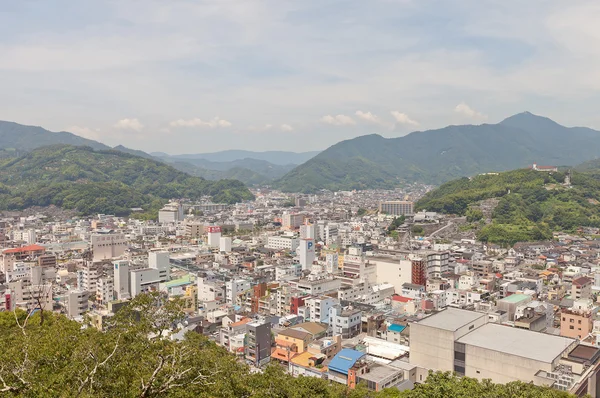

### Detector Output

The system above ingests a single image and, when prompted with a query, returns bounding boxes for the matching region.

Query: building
[378,201,414,216]
[96,277,114,305]
[77,263,100,293]
[91,232,127,262]
[246,321,272,367]
[225,279,251,305]
[531,163,559,172]
[328,349,366,385]
[67,290,89,318]
[158,201,184,223]
[329,305,361,338]
[572,277,593,300]
[408,307,600,394]
[220,237,232,252]
[298,238,316,271]
[267,235,300,251]
[185,222,204,239]
[148,251,170,282]
[206,226,222,248]
[113,260,130,300]
[130,268,161,298]
[283,213,305,230]
[561,299,597,340]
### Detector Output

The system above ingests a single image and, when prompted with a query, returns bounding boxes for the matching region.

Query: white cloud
[390,111,419,126]
[169,117,232,128]
[67,125,100,139]
[320,114,356,126]
[454,103,488,120]
[355,110,384,125]
[280,124,293,131]
[114,118,144,131]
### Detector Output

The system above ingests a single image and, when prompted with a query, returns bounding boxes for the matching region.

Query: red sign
[206,226,222,233]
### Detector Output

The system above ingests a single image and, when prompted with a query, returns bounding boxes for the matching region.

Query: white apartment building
[378,201,414,216]
[266,235,300,251]
[303,296,337,323]
[197,276,225,304]
[67,290,89,318]
[96,277,114,305]
[113,260,131,300]
[295,276,341,295]
[91,232,127,262]
[77,263,100,293]
[329,305,362,338]
[373,257,412,294]
[225,279,251,304]
[158,202,184,224]
[148,251,170,282]
[130,268,161,298]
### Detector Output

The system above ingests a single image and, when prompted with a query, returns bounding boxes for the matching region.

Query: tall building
[158,201,184,224]
[246,321,272,366]
[148,251,170,282]
[206,226,222,248]
[378,201,414,216]
[96,277,114,305]
[298,238,316,271]
[300,222,316,239]
[67,290,89,318]
[113,260,130,300]
[91,232,127,262]
[283,213,305,230]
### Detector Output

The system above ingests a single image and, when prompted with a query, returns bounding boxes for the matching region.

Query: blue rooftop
[388,324,406,333]
[328,349,365,375]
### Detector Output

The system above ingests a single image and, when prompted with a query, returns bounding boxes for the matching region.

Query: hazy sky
[1,0,600,154]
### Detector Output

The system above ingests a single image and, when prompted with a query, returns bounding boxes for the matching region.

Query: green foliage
[387,216,406,235]
[412,225,424,235]
[0,295,579,398]
[0,145,254,216]
[356,208,367,216]
[417,169,600,244]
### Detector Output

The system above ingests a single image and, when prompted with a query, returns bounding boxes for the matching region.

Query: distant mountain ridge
[275,112,600,192]
[159,149,320,165]
[0,121,307,187]
[0,121,110,151]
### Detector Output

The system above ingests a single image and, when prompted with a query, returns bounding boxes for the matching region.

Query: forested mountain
[416,168,600,245]
[0,145,253,216]
[0,120,109,150]
[276,112,600,192]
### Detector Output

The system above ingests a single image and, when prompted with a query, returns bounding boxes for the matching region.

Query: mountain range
[0,145,253,216]
[0,121,317,186]
[275,112,600,192]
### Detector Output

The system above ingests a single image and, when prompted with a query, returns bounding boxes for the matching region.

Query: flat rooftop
[500,293,532,304]
[457,323,575,363]
[416,308,485,332]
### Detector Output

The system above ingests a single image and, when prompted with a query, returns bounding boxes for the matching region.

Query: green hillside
[416,169,600,245]
[276,112,600,192]
[0,145,254,216]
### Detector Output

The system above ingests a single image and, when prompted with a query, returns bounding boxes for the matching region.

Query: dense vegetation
[0,293,577,398]
[0,145,254,216]
[276,112,600,192]
[416,168,600,245]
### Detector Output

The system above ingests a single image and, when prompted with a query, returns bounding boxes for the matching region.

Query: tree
[412,225,424,235]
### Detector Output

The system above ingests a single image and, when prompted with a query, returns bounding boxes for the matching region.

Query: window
[570,325,574,330]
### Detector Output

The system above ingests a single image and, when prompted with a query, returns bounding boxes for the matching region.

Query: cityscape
[2,1,600,398]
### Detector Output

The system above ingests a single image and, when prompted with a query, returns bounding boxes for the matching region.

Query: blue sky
[1,0,599,153]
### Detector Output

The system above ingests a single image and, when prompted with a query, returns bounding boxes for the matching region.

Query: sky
[1,0,600,154]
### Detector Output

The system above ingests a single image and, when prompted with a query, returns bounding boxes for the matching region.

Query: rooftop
[416,308,485,332]
[500,293,531,304]
[328,349,365,375]
[457,323,575,363]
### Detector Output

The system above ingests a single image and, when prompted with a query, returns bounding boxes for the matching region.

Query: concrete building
[67,290,89,318]
[96,277,114,305]
[374,257,412,294]
[225,279,251,305]
[408,307,600,395]
[148,251,170,282]
[267,235,300,251]
[205,226,222,248]
[283,213,305,230]
[561,299,597,340]
[572,277,593,300]
[302,296,336,323]
[130,268,161,298]
[113,260,130,300]
[219,236,232,252]
[91,232,127,262]
[158,201,184,224]
[246,321,272,367]
[378,201,414,216]
[298,238,316,271]
[329,305,361,338]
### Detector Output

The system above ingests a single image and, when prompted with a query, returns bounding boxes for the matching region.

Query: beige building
[409,308,600,395]
[378,201,414,216]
